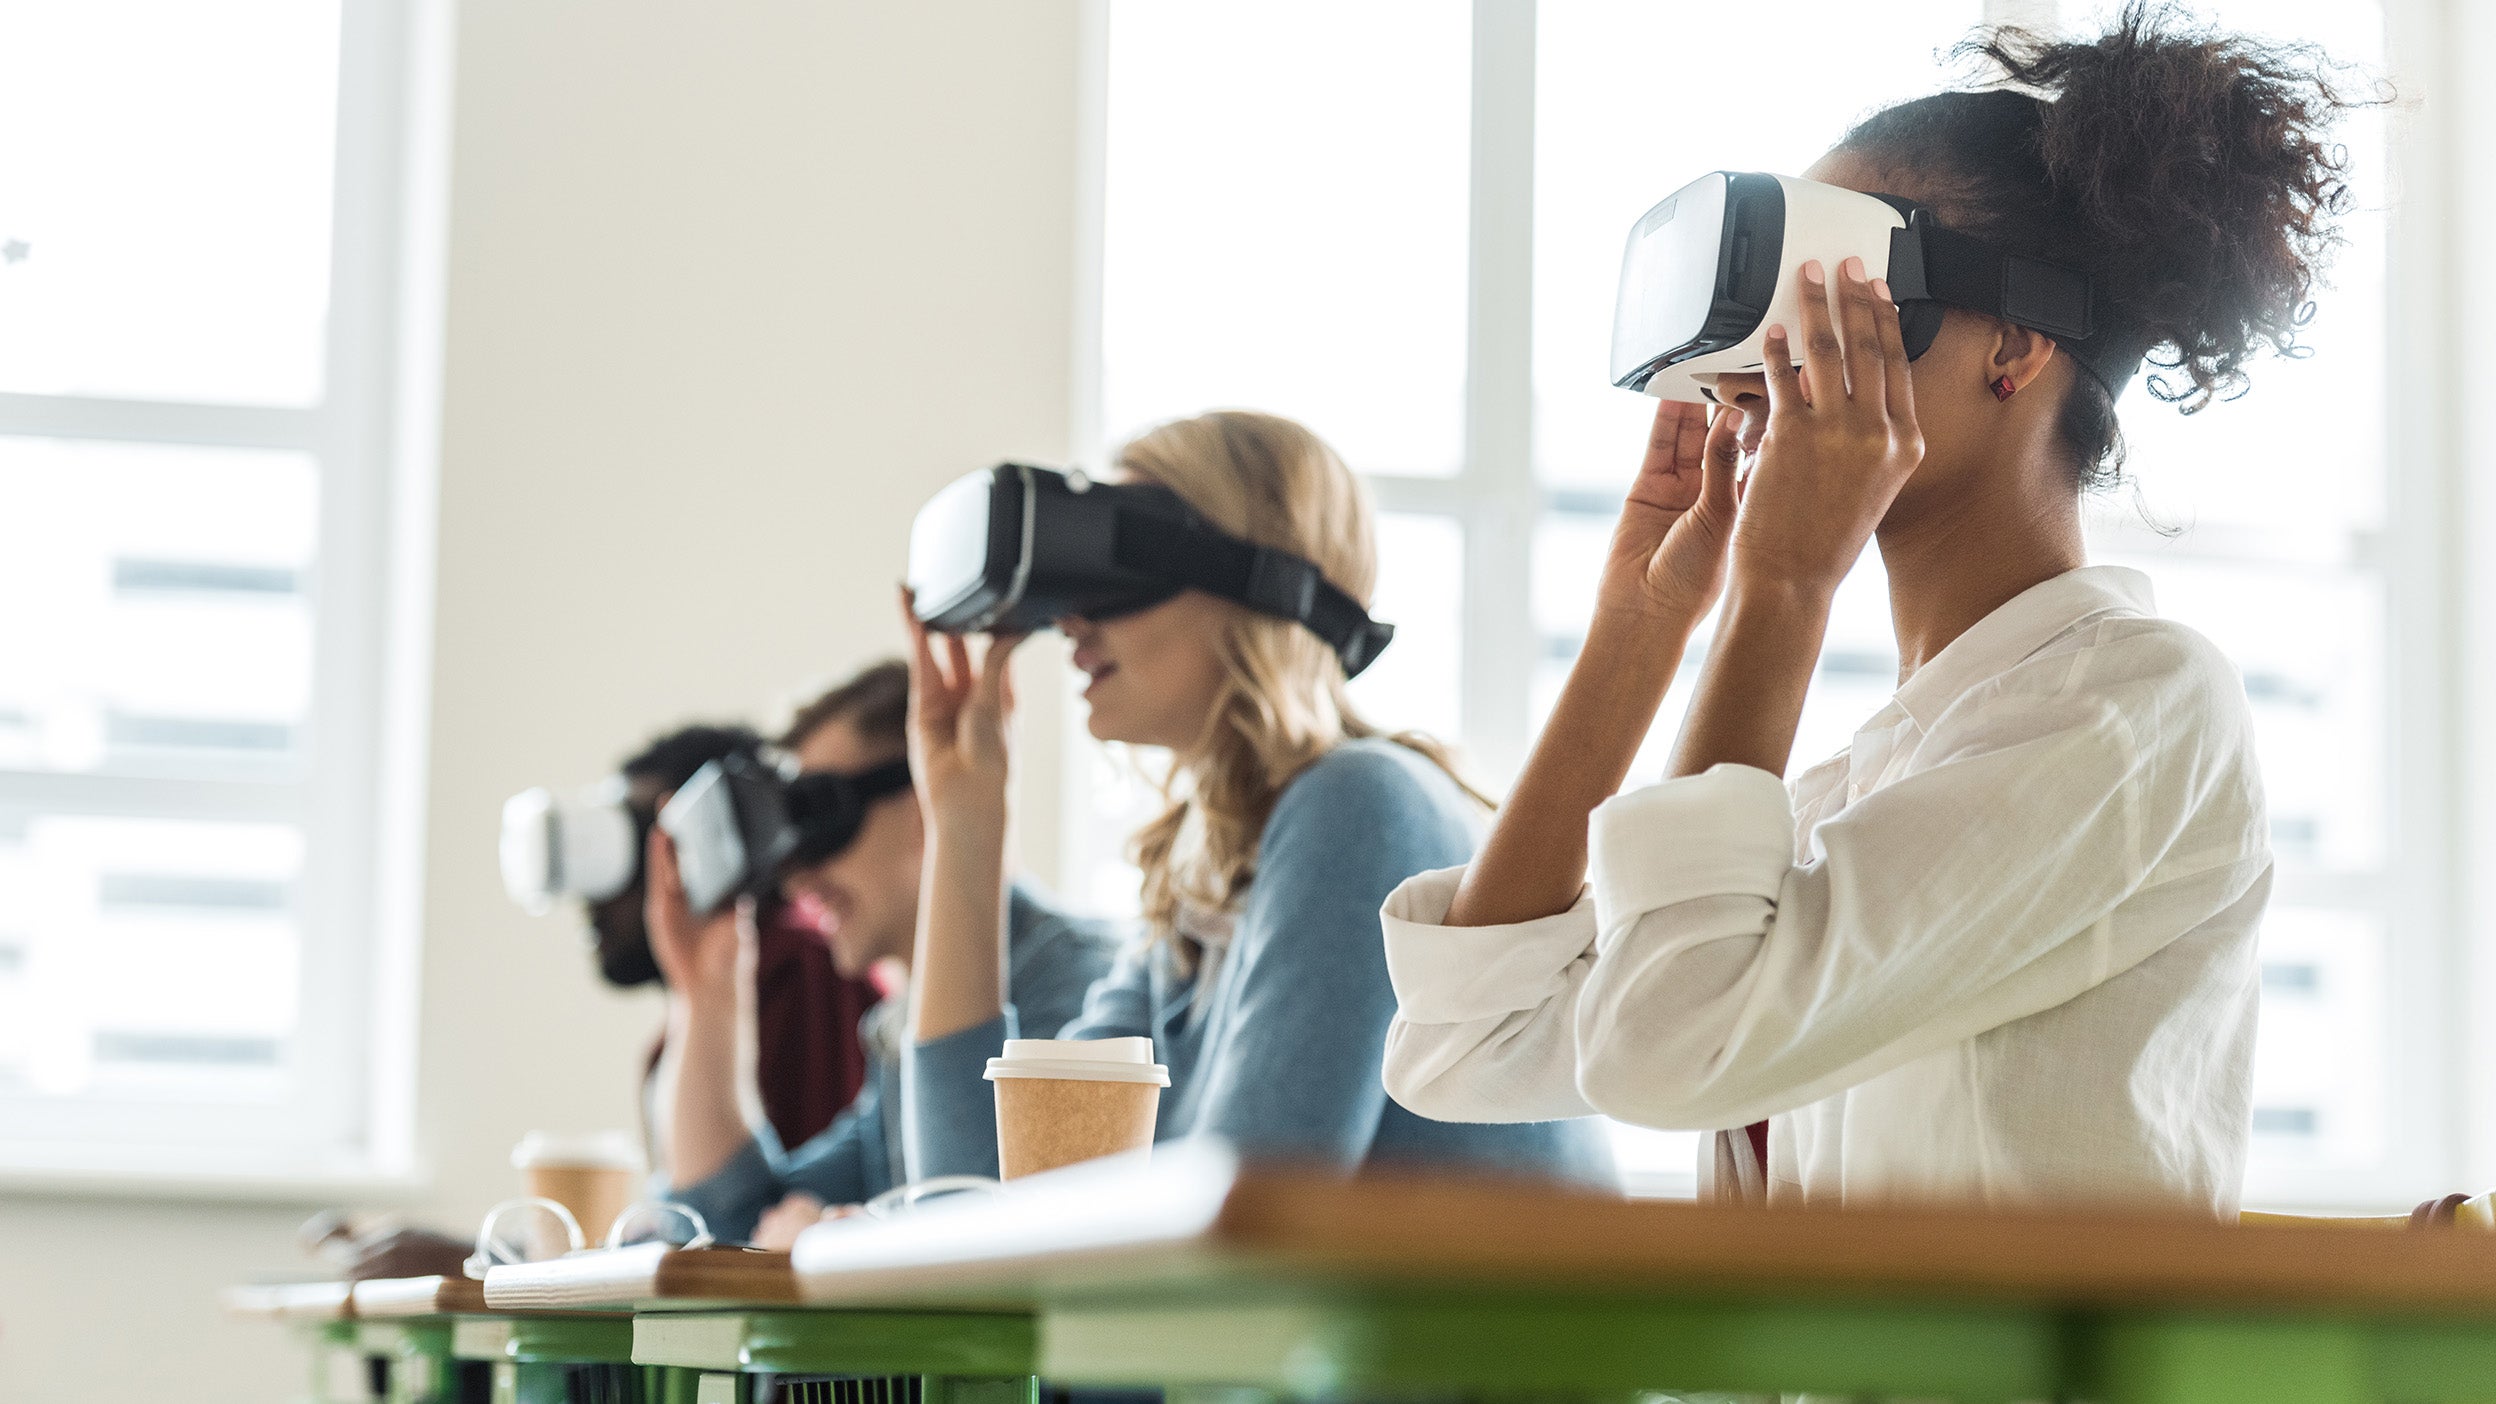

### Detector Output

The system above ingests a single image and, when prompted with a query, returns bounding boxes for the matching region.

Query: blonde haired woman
[902,411,1613,1183]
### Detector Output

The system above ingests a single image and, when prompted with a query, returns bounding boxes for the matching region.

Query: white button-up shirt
[1381,567,2271,1216]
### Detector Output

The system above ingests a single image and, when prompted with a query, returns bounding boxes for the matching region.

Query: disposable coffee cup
[511,1131,644,1247]
[984,1036,1169,1180]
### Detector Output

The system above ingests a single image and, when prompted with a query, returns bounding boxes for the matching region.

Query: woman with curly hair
[1381,3,2371,1215]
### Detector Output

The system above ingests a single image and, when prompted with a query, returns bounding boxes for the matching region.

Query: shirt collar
[1889,565,2155,731]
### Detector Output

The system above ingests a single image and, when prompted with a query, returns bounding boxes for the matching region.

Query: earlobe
[1988,323,2058,402]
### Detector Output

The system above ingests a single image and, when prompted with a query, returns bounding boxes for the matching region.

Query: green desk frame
[1022,1280,2496,1404]
[453,1314,652,1404]
[354,1319,463,1404]
[269,1154,2496,1404]
[631,1308,1039,1404]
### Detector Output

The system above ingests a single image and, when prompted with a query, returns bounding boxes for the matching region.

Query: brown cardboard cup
[511,1131,644,1246]
[985,1037,1170,1180]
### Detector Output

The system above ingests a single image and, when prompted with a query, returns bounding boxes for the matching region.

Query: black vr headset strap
[1111,513,1396,678]
[1887,213,2138,398]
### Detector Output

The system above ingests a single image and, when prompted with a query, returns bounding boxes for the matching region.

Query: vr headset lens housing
[498,780,642,914]
[1611,171,2117,405]
[905,463,1393,678]
[657,754,913,915]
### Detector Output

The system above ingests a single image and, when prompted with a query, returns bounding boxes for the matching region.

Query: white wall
[0,3,1087,1397]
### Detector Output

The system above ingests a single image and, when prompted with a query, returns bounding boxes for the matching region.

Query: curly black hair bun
[1840,1,2383,484]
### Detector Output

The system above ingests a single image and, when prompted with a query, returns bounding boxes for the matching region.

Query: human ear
[1988,322,2059,398]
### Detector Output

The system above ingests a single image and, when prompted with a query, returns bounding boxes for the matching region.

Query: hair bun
[1971,0,2378,410]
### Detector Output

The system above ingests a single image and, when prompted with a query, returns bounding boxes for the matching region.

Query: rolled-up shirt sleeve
[1387,626,2269,1140]
[1574,680,2264,1132]
[1380,865,1605,1124]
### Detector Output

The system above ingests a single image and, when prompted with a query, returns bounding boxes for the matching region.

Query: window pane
[1531,511,1897,782]
[1609,1123,1700,1196]
[2248,907,2387,1169]
[1102,1,1470,476]
[0,1,341,405]
[0,815,303,1100]
[1533,0,1985,491]
[1351,513,1464,742]
[0,439,318,775]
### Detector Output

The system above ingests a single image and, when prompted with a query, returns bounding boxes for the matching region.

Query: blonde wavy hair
[1116,410,1484,947]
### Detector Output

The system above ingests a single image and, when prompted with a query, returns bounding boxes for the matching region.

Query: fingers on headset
[1699,410,1741,511]
[904,607,944,686]
[1676,397,1711,469]
[646,826,678,892]
[941,633,973,692]
[977,633,1025,705]
[1640,396,1694,476]
[1836,257,1887,400]
[1761,323,1803,409]
[1703,404,1744,466]
[1795,260,1846,399]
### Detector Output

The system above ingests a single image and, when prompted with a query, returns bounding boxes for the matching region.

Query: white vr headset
[499,779,642,915]
[1611,171,2137,405]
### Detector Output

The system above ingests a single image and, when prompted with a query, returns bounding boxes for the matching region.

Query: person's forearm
[660,991,753,1188]
[1444,606,1697,927]
[909,807,1012,1042]
[1667,577,1832,781]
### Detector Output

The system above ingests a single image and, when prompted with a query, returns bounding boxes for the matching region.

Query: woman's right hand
[900,588,1026,830]
[645,828,746,1011]
[1592,396,1743,628]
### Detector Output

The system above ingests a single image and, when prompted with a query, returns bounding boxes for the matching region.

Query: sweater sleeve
[1180,744,1478,1167]
[902,905,1130,1180]
[662,1093,876,1245]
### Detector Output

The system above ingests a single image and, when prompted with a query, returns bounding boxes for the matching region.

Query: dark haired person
[651,660,1115,1245]
[325,718,881,1279]
[1383,5,2358,1214]
[616,722,881,1163]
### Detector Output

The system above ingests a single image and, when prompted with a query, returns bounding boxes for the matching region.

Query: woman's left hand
[899,588,1025,830]
[1729,256,1925,598]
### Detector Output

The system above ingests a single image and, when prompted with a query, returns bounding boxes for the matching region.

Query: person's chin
[1082,696,1122,742]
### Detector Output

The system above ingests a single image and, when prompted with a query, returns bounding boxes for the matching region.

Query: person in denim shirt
[901,412,1614,1188]
[646,662,1113,1244]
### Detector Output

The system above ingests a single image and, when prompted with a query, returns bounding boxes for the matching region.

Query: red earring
[1991,375,2018,401]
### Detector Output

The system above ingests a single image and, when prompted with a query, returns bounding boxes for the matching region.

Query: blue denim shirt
[907,739,1617,1187]
[664,884,1114,1243]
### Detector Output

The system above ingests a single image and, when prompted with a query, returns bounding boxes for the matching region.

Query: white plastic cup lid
[986,1036,1170,1086]
[511,1130,646,1172]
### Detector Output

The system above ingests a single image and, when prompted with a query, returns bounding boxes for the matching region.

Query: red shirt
[644,904,878,1150]
[750,903,879,1144]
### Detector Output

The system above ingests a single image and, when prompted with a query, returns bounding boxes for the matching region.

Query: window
[1092,0,2440,1206]
[0,0,434,1183]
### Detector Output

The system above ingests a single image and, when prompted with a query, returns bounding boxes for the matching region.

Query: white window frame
[1079,0,2474,1209]
[0,0,446,1195]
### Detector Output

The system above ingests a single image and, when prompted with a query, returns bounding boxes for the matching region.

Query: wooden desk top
[350,1274,491,1318]
[221,1280,356,1323]
[789,1142,2496,1317]
[482,1244,797,1310]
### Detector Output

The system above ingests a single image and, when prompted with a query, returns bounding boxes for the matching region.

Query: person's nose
[1710,373,1769,412]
